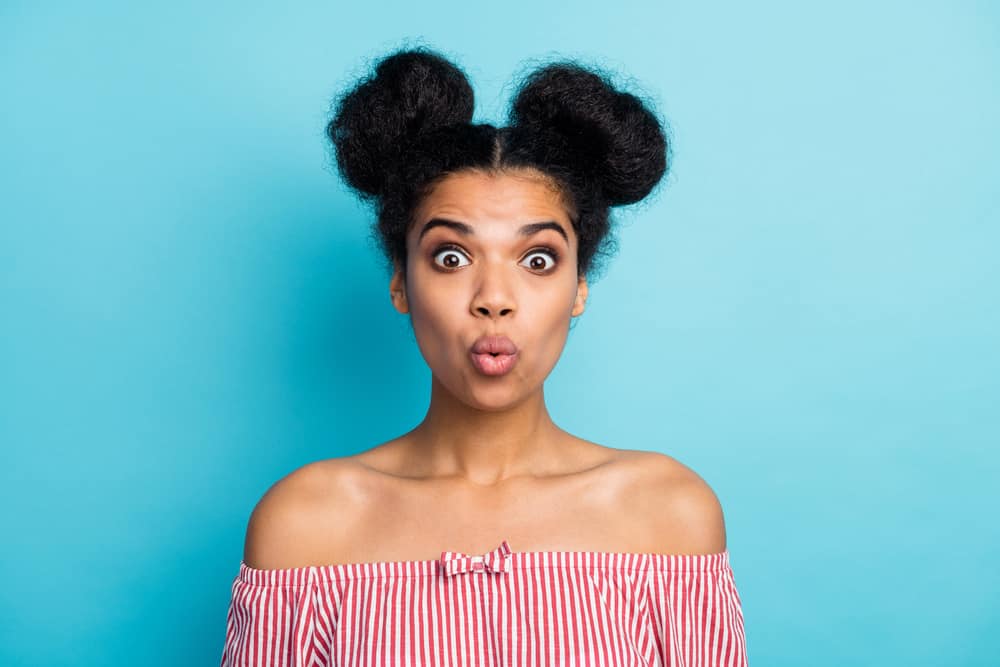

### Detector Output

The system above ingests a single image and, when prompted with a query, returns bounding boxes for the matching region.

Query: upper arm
[632,451,728,554]
[242,460,349,569]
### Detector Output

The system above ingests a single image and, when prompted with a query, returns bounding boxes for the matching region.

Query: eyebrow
[417,218,569,244]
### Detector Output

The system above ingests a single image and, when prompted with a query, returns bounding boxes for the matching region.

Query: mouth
[469,350,519,376]
[469,334,519,376]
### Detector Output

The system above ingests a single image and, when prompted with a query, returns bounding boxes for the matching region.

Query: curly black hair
[326,47,670,280]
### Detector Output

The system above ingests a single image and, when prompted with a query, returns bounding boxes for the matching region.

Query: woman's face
[390,168,588,412]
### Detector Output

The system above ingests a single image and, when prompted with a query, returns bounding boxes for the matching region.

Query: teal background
[2,1,998,665]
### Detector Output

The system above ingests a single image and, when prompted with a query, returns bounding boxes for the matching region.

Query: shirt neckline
[235,545,732,586]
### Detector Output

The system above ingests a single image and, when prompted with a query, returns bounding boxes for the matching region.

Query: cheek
[407,290,445,334]
[404,281,462,358]
[524,279,578,350]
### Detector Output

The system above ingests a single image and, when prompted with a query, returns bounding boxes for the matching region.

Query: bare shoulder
[242,457,367,569]
[616,449,728,555]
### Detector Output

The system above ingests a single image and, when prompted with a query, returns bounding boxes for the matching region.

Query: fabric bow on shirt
[439,540,512,577]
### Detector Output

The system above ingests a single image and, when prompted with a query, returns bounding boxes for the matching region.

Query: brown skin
[244,168,726,569]
[388,167,588,483]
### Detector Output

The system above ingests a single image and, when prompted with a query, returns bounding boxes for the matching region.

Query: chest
[337,468,647,564]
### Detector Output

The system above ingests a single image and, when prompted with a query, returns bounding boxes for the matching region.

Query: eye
[520,247,559,272]
[432,245,471,270]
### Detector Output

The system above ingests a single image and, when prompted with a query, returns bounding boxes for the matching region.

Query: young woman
[220,47,748,666]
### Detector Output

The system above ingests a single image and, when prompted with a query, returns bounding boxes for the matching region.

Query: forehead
[412,169,572,231]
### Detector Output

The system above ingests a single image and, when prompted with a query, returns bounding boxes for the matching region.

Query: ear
[389,263,409,314]
[571,274,588,317]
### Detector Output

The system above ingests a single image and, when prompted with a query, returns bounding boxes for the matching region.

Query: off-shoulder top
[220,539,748,666]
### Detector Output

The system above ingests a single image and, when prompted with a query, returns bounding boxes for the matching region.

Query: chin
[462,384,528,412]
[435,371,533,412]
[466,395,524,413]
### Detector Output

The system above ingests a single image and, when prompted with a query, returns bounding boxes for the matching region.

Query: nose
[470,264,516,319]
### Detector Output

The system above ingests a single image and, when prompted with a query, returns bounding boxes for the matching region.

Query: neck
[405,374,566,485]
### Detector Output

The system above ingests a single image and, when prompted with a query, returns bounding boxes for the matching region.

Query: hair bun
[509,63,668,207]
[328,48,475,198]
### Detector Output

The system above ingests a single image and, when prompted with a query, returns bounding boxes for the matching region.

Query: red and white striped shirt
[220,540,747,666]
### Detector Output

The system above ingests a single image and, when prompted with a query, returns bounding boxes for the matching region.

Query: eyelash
[431,243,561,272]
